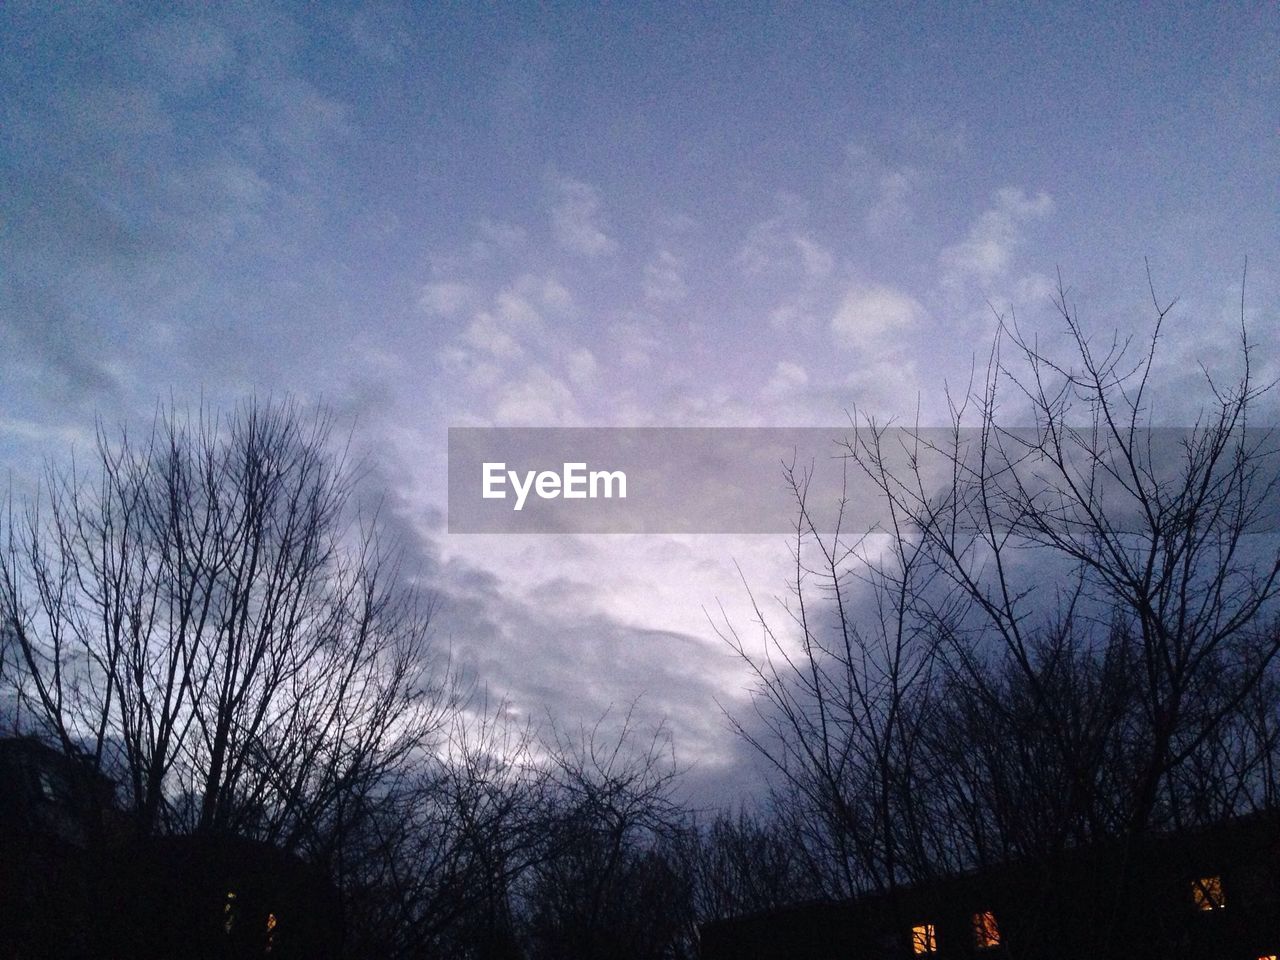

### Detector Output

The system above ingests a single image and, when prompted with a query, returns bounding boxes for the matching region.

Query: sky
[2,1,1278,804]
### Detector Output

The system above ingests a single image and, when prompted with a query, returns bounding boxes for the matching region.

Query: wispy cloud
[420,280,476,317]
[135,16,235,92]
[842,144,925,235]
[865,167,922,234]
[550,177,617,256]
[831,284,926,350]
[642,248,688,302]
[763,360,810,398]
[739,206,834,280]
[941,187,1054,287]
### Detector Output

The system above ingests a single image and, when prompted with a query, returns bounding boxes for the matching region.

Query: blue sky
[2,1,1277,801]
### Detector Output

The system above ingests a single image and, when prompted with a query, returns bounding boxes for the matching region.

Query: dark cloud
[354,451,759,805]
[0,277,123,410]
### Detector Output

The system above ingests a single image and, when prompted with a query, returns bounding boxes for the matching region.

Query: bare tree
[521,706,692,960]
[338,700,549,960]
[723,273,1280,913]
[0,398,449,847]
[686,807,822,923]
[873,274,1280,840]
[717,457,944,896]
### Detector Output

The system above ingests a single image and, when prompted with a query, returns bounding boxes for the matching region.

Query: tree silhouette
[0,397,448,848]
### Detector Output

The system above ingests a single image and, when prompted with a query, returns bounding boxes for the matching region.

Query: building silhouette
[700,814,1280,960]
[0,736,340,959]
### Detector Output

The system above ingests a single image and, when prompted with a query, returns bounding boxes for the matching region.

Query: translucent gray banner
[447,427,1280,535]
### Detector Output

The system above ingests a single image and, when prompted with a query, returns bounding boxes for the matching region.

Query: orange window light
[1192,876,1225,911]
[973,910,1001,949]
[911,923,937,954]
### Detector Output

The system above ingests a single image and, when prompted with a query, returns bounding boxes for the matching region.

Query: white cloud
[419,280,474,316]
[533,275,573,313]
[763,360,809,398]
[423,272,568,379]
[464,312,524,360]
[206,162,269,207]
[841,356,923,417]
[551,177,617,256]
[462,289,545,360]
[436,272,592,423]
[470,218,528,260]
[792,234,834,278]
[643,249,688,302]
[766,301,824,335]
[1013,272,1057,304]
[831,284,925,350]
[493,291,542,331]
[491,366,580,425]
[768,303,802,332]
[611,320,660,370]
[865,168,920,233]
[941,187,1053,286]
[739,213,833,279]
[566,347,599,387]
[841,145,923,234]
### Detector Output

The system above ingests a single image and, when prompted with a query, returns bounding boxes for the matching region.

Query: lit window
[1256,955,1276,960]
[224,891,237,934]
[972,910,1001,949]
[266,913,278,954]
[1191,876,1225,911]
[911,923,937,954]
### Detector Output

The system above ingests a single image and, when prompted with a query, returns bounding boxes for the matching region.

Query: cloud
[463,311,525,361]
[534,275,573,313]
[432,270,601,426]
[375,497,772,803]
[739,210,834,280]
[470,218,528,260]
[865,168,921,233]
[763,360,809,398]
[255,78,353,155]
[566,347,600,387]
[610,319,662,370]
[831,284,926,350]
[452,275,572,363]
[550,177,617,256]
[420,281,475,317]
[0,277,124,408]
[137,16,235,91]
[490,366,580,424]
[841,145,924,235]
[345,7,414,65]
[463,289,544,358]
[643,249,688,302]
[941,187,1053,287]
